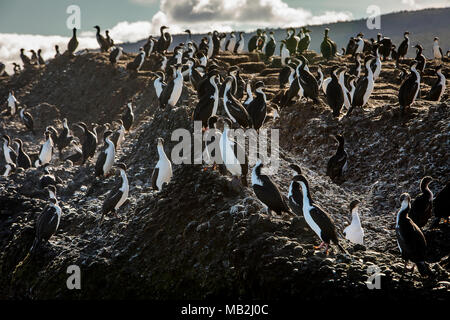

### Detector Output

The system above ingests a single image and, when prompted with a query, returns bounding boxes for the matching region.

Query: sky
[0,0,449,72]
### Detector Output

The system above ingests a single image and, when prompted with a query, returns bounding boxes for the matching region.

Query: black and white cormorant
[280,40,290,66]
[247,81,267,131]
[287,164,303,215]
[20,48,31,66]
[75,122,97,164]
[285,28,299,55]
[433,37,443,62]
[100,163,129,222]
[219,117,248,187]
[37,49,45,65]
[426,65,446,102]
[143,36,155,57]
[398,61,420,113]
[7,90,18,116]
[414,44,426,73]
[151,138,172,191]
[396,31,410,66]
[55,118,73,158]
[68,27,79,54]
[409,176,433,229]
[54,45,61,58]
[221,76,251,128]
[395,193,433,277]
[243,81,254,109]
[193,70,219,128]
[292,174,346,254]
[126,47,146,72]
[234,32,245,54]
[377,33,392,60]
[105,30,114,47]
[320,28,337,60]
[122,102,134,131]
[1,163,15,177]
[2,135,17,165]
[95,130,115,177]
[265,31,276,58]
[18,106,35,134]
[152,71,166,98]
[248,29,261,52]
[94,25,110,52]
[325,66,345,117]
[40,164,57,190]
[297,27,311,53]
[225,32,236,52]
[251,159,291,216]
[36,130,53,167]
[343,200,364,245]
[297,55,319,103]
[155,26,172,54]
[13,138,31,169]
[109,46,123,65]
[347,56,375,116]
[29,50,38,65]
[29,197,62,255]
[326,134,348,182]
[279,59,295,89]
[159,64,183,108]
[63,140,83,165]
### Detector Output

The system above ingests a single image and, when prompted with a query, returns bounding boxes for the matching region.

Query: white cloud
[0,33,98,74]
[401,0,450,9]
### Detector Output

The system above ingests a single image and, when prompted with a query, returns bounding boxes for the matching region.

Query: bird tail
[416,261,433,277]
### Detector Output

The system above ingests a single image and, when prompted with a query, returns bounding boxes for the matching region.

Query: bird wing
[95,150,107,176]
[151,167,159,190]
[309,204,338,243]
[159,80,175,107]
[102,187,122,215]
[253,175,288,213]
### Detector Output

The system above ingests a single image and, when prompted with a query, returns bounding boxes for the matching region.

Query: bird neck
[300,181,313,206]
[396,200,409,226]
[120,169,128,189]
[157,144,169,161]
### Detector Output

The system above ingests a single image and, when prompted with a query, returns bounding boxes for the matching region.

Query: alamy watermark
[170,121,280,173]
[66,5,81,29]
[66,265,81,290]
[366,265,383,289]
[366,5,381,30]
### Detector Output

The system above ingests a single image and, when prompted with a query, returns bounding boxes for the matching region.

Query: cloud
[159,0,353,29]
[0,33,98,74]
[401,0,450,9]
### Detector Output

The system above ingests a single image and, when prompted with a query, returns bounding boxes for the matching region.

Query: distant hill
[120,7,450,59]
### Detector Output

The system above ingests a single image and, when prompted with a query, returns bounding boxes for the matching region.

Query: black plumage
[287,164,303,215]
[279,60,295,89]
[251,160,291,216]
[76,122,97,164]
[94,25,110,52]
[29,198,61,255]
[414,44,426,73]
[109,46,123,65]
[40,165,57,189]
[155,26,171,53]
[13,138,31,169]
[326,66,344,117]
[398,61,420,113]
[122,102,134,131]
[68,28,79,54]
[409,176,433,229]
[247,81,267,130]
[426,65,446,102]
[221,76,252,128]
[265,32,276,58]
[396,31,410,66]
[19,107,34,134]
[326,134,348,182]
[193,71,219,127]
[293,174,346,254]
[56,118,73,158]
[298,56,319,103]
[2,135,17,165]
[395,193,433,277]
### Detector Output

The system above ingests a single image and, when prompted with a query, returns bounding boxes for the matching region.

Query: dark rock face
[0,50,449,300]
